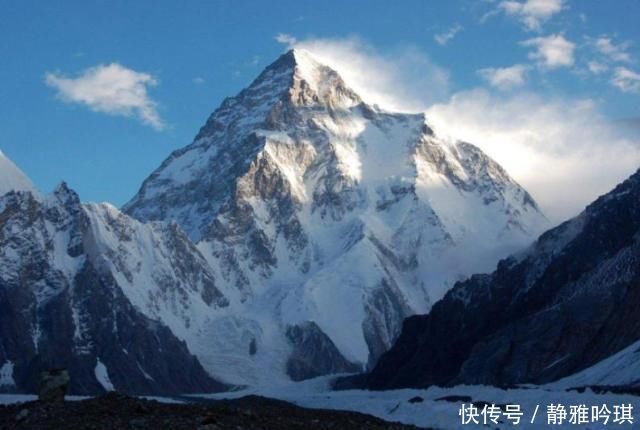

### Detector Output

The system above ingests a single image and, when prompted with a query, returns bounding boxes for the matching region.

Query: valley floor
[194,376,640,429]
[2,376,639,429]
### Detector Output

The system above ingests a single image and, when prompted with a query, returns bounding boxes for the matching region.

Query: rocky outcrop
[285,322,361,380]
[365,168,640,390]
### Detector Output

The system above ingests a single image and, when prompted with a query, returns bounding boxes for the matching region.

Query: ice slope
[125,49,548,385]
[551,340,640,388]
[0,150,35,196]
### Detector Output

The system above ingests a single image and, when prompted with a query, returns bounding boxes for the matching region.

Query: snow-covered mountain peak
[122,49,549,385]
[0,150,36,196]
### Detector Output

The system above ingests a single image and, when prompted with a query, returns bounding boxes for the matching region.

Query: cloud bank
[426,90,640,222]
[45,63,164,130]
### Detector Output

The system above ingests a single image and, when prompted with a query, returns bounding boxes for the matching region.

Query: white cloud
[434,25,463,46]
[275,34,450,112]
[45,63,164,130]
[593,36,632,63]
[498,0,565,31]
[275,33,297,46]
[521,34,575,69]
[426,89,640,222]
[193,76,205,85]
[478,64,528,90]
[611,67,640,93]
[587,61,608,75]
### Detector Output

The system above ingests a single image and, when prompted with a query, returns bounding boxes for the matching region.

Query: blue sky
[1,0,639,215]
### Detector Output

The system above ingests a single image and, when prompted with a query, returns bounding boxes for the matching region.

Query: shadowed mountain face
[123,49,547,385]
[0,185,227,395]
[365,168,640,390]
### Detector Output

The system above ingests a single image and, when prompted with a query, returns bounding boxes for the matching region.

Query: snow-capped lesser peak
[0,150,36,196]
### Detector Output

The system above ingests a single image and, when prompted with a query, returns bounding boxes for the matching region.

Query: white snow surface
[551,340,640,389]
[195,376,640,429]
[0,150,36,196]
[0,394,88,405]
[94,359,114,391]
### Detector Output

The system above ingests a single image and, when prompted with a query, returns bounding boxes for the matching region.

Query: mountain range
[3,49,635,397]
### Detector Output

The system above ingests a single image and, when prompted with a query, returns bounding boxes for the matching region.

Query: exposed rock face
[123,49,547,385]
[365,168,640,390]
[0,186,227,395]
[285,322,361,381]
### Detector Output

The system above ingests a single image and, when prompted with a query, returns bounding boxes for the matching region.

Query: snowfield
[193,376,640,429]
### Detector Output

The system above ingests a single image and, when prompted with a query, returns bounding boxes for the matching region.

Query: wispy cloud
[521,34,575,69]
[478,64,528,90]
[434,25,463,46]
[496,0,565,31]
[611,67,640,94]
[275,33,297,46]
[193,76,205,85]
[593,36,632,63]
[275,34,450,112]
[45,63,164,130]
[587,61,608,75]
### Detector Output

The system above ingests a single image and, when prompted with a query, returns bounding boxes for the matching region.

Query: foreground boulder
[38,369,69,403]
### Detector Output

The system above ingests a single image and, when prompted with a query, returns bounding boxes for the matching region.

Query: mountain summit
[123,49,548,385]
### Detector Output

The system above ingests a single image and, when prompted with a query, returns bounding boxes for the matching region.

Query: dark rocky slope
[0,187,226,395]
[365,168,640,389]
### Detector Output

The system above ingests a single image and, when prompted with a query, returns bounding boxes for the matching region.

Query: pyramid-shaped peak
[264,49,362,108]
[266,48,325,72]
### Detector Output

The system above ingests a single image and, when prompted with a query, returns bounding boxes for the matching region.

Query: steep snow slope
[125,49,548,385]
[0,150,35,196]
